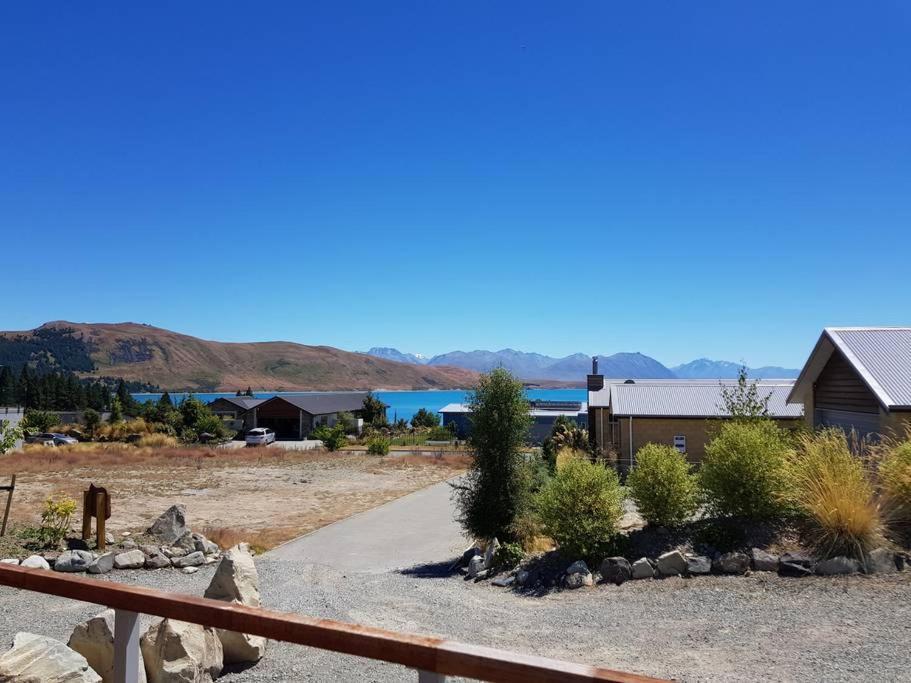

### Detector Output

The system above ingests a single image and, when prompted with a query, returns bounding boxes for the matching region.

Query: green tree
[82,408,101,438]
[0,419,22,454]
[22,409,58,433]
[361,391,387,426]
[109,396,124,423]
[453,368,532,540]
[157,392,174,410]
[410,407,440,429]
[720,367,771,419]
[115,379,140,417]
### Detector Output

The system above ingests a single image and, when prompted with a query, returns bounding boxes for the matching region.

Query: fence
[0,564,666,683]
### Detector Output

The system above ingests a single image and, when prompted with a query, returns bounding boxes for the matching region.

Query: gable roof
[211,397,266,411]
[788,327,911,410]
[259,392,376,415]
[590,380,801,418]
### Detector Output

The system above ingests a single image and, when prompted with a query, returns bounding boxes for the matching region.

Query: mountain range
[365,348,799,381]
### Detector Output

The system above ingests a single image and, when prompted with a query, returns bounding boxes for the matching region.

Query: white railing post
[417,670,447,682]
[113,609,142,683]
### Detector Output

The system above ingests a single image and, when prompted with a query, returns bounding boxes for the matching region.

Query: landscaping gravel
[1,560,910,681]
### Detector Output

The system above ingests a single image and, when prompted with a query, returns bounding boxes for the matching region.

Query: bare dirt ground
[0,445,467,551]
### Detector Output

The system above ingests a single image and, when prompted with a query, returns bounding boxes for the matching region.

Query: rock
[87,553,115,575]
[0,632,101,682]
[148,505,188,545]
[104,532,115,545]
[21,555,51,570]
[171,551,205,568]
[631,557,655,579]
[174,533,198,552]
[55,549,94,573]
[162,547,187,559]
[599,557,632,585]
[516,570,530,586]
[140,619,223,683]
[203,544,266,664]
[686,555,712,575]
[816,556,860,575]
[865,548,898,574]
[467,555,486,578]
[751,548,780,572]
[483,538,500,570]
[121,532,131,537]
[181,567,199,575]
[0,558,19,565]
[192,534,219,556]
[121,539,137,551]
[68,609,148,683]
[713,552,750,575]
[113,550,146,570]
[492,575,515,587]
[140,544,161,557]
[145,552,171,569]
[459,546,482,568]
[472,569,490,581]
[656,550,687,577]
[779,561,813,577]
[780,551,815,569]
[565,560,593,589]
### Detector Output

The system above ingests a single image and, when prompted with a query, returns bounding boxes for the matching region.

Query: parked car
[245,427,276,446]
[26,432,78,446]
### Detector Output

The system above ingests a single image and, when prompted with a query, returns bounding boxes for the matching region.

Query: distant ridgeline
[0,326,158,410]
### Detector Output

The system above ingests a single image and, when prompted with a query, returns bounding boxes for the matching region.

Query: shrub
[535,457,623,561]
[426,426,453,441]
[39,495,77,546]
[790,429,883,560]
[700,419,792,519]
[555,447,587,472]
[366,436,390,456]
[493,541,525,570]
[628,443,698,527]
[312,423,347,451]
[879,436,911,518]
[411,408,440,429]
[22,409,59,434]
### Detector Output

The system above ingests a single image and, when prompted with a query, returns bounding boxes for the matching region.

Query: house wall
[811,350,888,439]
[881,410,911,439]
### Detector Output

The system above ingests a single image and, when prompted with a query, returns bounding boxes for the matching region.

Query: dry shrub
[790,429,884,560]
[94,418,155,441]
[135,433,180,449]
[202,525,297,554]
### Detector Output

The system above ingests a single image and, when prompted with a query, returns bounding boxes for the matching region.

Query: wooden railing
[0,564,666,683]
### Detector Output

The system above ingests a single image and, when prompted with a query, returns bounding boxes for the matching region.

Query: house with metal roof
[439,400,587,444]
[248,392,380,440]
[587,371,803,470]
[208,397,267,434]
[787,327,911,440]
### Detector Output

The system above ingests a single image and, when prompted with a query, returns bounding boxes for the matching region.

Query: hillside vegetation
[1,322,477,392]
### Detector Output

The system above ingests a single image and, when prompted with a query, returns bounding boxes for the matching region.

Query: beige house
[587,378,803,470]
[787,327,911,441]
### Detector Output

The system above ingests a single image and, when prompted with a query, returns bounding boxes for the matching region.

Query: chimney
[587,355,604,391]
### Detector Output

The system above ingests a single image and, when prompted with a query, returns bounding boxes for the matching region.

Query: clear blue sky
[2,2,909,368]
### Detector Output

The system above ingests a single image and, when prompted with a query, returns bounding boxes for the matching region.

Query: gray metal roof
[262,392,373,415]
[212,397,266,411]
[790,327,911,410]
[590,380,801,418]
[439,402,587,417]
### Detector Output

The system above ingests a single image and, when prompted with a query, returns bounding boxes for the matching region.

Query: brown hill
[5,322,479,392]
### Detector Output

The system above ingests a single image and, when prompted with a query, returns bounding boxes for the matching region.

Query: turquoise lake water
[133,388,587,423]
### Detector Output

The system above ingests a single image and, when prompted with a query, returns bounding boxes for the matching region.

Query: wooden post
[113,609,141,683]
[0,475,14,537]
[81,489,92,540]
[96,491,107,552]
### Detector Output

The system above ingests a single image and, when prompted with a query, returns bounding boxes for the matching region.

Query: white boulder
[21,555,51,570]
[0,631,101,682]
[203,544,266,664]
[68,609,148,683]
[140,619,223,683]
[113,550,146,570]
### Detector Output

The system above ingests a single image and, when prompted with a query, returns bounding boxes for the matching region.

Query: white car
[245,427,276,446]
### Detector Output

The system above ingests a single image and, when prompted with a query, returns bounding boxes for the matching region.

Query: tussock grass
[873,430,911,539]
[135,433,180,448]
[201,525,293,554]
[790,429,884,560]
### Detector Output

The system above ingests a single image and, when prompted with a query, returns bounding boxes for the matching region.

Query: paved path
[266,479,466,573]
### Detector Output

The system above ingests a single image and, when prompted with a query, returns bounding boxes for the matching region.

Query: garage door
[815,409,881,442]
[256,417,299,440]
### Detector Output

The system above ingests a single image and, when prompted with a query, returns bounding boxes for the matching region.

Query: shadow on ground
[398,559,458,579]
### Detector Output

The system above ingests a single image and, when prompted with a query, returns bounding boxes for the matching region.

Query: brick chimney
[587,356,604,391]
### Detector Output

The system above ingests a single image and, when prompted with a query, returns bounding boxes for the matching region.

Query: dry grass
[201,526,292,555]
[791,429,885,560]
[873,429,911,540]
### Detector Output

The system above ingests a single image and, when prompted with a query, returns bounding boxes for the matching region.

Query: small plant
[493,541,525,570]
[700,419,793,519]
[39,495,77,547]
[789,429,883,560]
[366,436,390,456]
[312,423,348,451]
[535,457,623,561]
[628,443,698,527]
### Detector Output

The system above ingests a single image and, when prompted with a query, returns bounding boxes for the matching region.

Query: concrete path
[266,479,467,573]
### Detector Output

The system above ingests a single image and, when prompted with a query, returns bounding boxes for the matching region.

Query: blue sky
[2,2,909,368]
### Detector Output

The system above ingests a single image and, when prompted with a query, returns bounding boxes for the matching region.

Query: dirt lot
[0,445,467,551]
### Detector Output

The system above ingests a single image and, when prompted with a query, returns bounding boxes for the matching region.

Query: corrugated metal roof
[438,402,587,417]
[213,397,266,411]
[826,327,911,409]
[590,380,801,418]
[262,392,373,415]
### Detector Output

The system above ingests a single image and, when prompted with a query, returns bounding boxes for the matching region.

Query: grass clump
[135,433,180,448]
[366,436,391,456]
[535,457,623,561]
[628,443,698,527]
[790,429,883,560]
[878,435,911,523]
[700,419,793,520]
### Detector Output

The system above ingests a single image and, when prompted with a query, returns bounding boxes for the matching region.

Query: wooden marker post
[0,475,15,537]
[82,484,111,551]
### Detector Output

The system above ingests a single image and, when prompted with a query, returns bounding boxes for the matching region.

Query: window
[673,435,686,454]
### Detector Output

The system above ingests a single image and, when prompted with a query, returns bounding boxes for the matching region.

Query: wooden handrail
[0,564,665,683]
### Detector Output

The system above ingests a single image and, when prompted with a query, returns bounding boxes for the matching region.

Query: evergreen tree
[158,392,173,409]
[361,391,388,426]
[115,379,140,417]
[244,386,254,397]
[109,396,123,423]
[83,408,100,437]
[0,367,13,406]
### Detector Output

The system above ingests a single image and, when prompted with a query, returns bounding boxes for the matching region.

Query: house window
[673,435,686,454]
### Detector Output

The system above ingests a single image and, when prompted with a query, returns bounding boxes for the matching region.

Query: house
[208,397,266,434]
[587,375,803,469]
[439,400,588,444]
[247,393,379,440]
[787,327,911,441]
[0,407,24,451]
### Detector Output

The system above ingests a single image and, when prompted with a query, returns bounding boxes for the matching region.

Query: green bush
[411,408,440,429]
[879,437,911,514]
[22,409,58,434]
[628,443,698,527]
[535,457,623,561]
[39,495,76,547]
[312,423,347,451]
[493,541,525,570]
[426,426,453,441]
[366,436,390,455]
[700,419,792,519]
